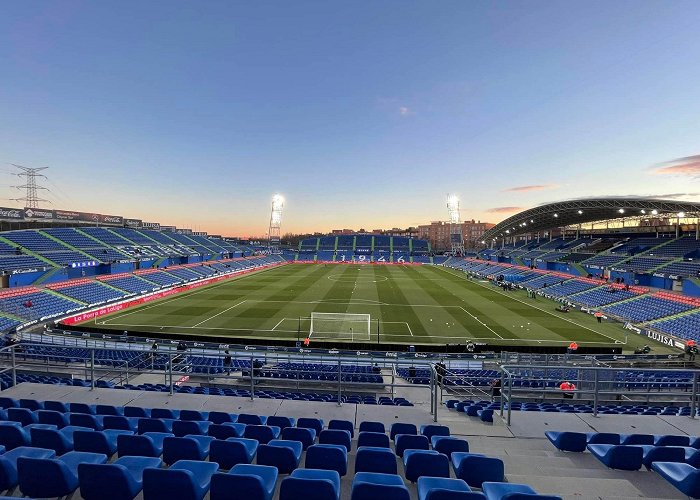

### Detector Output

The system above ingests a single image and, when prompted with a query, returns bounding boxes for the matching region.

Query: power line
[9,164,51,208]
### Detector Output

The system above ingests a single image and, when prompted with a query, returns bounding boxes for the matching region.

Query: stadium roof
[482,197,700,242]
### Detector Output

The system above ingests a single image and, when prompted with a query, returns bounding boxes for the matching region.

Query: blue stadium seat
[208,437,258,470]
[209,423,246,440]
[417,477,485,500]
[358,432,390,449]
[328,419,354,438]
[620,433,654,445]
[244,425,280,444]
[180,410,208,421]
[78,455,162,500]
[404,449,450,482]
[138,418,174,434]
[74,429,134,457]
[238,414,267,425]
[355,446,397,474]
[637,445,686,469]
[359,421,385,434]
[395,434,430,457]
[36,409,69,428]
[211,464,278,500]
[17,451,108,498]
[305,443,348,476]
[390,423,417,440]
[257,439,303,473]
[163,435,215,464]
[281,468,341,500]
[267,416,296,429]
[8,408,37,426]
[118,432,171,457]
[481,482,562,500]
[281,426,316,449]
[351,472,410,500]
[319,429,352,451]
[655,435,691,447]
[420,425,450,440]
[70,413,104,430]
[0,446,56,491]
[431,436,470,457]
[298,418,324,435]
[451,453,505,488]
[544,431,587,452]
[143,459,219,500]
[173,420,211,437]
[587,444,643,470]
[208,411,236,424]
[652,462,700,498]
[103,415,139,432]
[31,425,93,454]
[586,433,620,445]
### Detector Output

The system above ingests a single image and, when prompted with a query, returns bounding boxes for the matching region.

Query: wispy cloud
[502,184,559,192]
[651,155,700,178]
[398,106,413,117]
[653,192,700,199]
[486,206,523,214]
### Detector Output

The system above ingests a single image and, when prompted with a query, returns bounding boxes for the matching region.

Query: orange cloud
[502,184,558,192]
[652,155,700,178]
[486,206,523,214]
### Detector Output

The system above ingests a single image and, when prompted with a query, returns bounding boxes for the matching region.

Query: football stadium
[1,3,700,500]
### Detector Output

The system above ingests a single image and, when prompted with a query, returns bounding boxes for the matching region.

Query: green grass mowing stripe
[399,265,505,341]
[372,265,432,342]
[433,265,624,344]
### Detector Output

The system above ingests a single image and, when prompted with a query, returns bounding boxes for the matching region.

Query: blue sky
[1,1,699,236]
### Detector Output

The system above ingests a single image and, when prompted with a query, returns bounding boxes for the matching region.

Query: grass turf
[85,263,671,352]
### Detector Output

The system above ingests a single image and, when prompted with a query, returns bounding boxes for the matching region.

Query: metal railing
[499,364,700,425]
[0,343,436,407]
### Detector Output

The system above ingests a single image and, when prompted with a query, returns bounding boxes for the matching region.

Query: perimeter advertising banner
[124,218,142,228]
[142,222,161,230]
[0,207,24,219]
[54,210,81,221]
[23,207,54,220]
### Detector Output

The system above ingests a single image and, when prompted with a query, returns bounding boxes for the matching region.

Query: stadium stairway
[0,382,692,499]
[33,266,66,285]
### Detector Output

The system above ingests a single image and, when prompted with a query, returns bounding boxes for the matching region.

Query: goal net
[309,312,371,340]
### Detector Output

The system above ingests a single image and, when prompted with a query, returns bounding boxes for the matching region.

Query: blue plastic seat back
[395,434,430,457]
[208,411,235,424]
[280,471,340,500]
[390,423,417,440]
[355,446,398,474]
[17,456,77,498]
[328,419,354,438]
[297,418,324,435]
[305,444,348,476]
[209,438,258,470]
[359,421,385,434]
[281,426,316,449]
[0,424,30,450]
[404,450,450,482]
[319,429,352,451]
[78,457,161,500]
[358,432,391,449]
[209,423,245,440]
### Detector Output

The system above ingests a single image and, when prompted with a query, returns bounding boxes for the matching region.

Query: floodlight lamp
[618,208,625,214]
[577,210,583,214]
[446,194,459,209]
[553,213,558,218]
[641,209,646,214]
[651,209,658,215]
[678,212,685,218]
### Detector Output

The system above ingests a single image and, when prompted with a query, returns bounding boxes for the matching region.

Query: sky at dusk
[1,1,699,237]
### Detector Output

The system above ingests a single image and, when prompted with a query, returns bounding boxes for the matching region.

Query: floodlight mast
[268,194,284,253]
[447,194,464,255]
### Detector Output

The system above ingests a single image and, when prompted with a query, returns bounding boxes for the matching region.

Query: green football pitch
[84,263,669,351]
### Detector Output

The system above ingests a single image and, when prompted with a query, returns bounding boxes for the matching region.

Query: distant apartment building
[417,220,495,250]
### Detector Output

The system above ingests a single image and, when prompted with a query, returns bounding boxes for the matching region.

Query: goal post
[310,312,371,340]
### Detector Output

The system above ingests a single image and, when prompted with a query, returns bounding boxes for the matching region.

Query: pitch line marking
[270,318,286,331]
[98,264,294,324]
[436,266,622,344]
[192,300,247,327]
[458,306,504,339]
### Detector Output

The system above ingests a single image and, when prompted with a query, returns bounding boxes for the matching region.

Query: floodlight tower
[447,194,464,255]
[268,194,285,252]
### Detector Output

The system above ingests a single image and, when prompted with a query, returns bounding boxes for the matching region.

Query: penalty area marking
[436,266,625,345]
[192,300,247,327]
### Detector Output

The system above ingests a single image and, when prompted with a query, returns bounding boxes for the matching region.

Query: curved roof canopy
[482,197,700,242]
